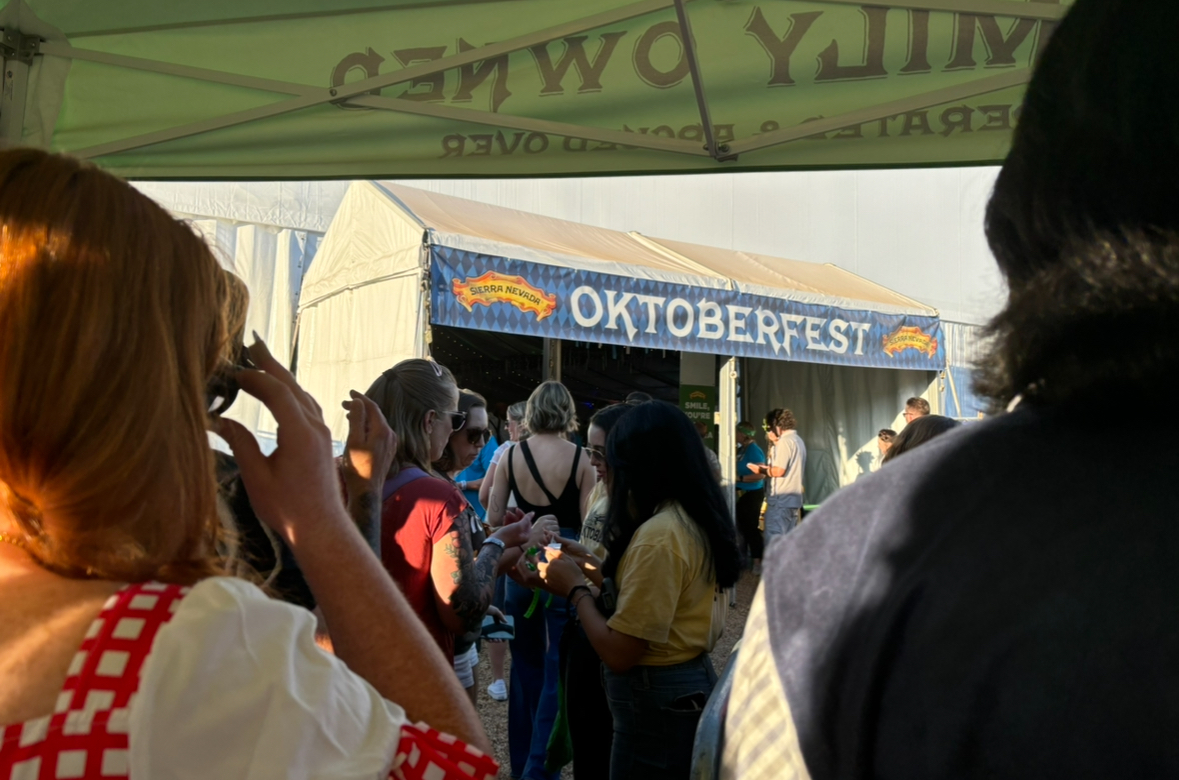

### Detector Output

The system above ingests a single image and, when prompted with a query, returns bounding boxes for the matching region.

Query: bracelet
[567,584,592,602]
[570,590,594,612]
[481,537,506,551]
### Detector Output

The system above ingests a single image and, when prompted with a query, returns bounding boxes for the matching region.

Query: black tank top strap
[563,445,583,494]
[519,440,561,505]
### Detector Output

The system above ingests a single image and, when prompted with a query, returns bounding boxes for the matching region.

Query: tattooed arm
[431,509,501,635]
[346,487,382,555]
[431,504,539,635]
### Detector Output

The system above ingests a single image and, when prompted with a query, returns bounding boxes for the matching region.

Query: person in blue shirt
[456,403,497,521]
[734,421,766,574]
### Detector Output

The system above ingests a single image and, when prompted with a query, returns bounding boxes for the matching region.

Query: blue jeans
[506,528,578,779]
[603,654,718,780]
[763,498,801,544]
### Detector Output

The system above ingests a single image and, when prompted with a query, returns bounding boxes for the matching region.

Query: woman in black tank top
[506,439,584,534]
[485,381,594,780]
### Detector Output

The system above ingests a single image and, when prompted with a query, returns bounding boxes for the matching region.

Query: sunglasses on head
[435,410,467,432]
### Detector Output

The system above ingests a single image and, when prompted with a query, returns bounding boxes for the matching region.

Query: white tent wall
[187,220,321,450]
[137,182,328,452]
[391,167,1005,326]
[296,182,429,440]
[746,360,934,503]
[941,320,992,420]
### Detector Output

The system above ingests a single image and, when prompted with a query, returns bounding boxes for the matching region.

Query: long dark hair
[977,0,1179,409]
[588,402,633,436]
[602,401,741,588]
[882,415,960,464]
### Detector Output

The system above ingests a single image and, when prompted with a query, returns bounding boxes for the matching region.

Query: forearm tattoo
[348,488,382,555]
[446,510,501,633]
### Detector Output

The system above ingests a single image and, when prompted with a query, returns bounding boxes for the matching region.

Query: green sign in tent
[0,0,1068,179]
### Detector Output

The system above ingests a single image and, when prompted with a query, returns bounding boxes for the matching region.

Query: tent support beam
[65,0,680,160]
[671,0,731,162]
[0,28,38,146]
[39,41,316,97]
[728,68,1031,156]
[543,338,562,383]
[346,94,708,157]
[718,355,738,532]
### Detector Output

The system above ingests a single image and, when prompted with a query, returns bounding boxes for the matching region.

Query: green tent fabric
[0,0,1068,179]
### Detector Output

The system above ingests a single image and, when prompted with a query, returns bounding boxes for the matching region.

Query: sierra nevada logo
[882,326,939,358]
[452,271,558,321]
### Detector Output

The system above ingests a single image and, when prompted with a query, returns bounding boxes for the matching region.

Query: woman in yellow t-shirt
[534,400,741,780]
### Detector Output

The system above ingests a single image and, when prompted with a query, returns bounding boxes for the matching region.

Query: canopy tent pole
[718,355,738,607]
[543,338,562,383]
[672,0,731,162]
[718,355,737,519]
[0,27,37,146]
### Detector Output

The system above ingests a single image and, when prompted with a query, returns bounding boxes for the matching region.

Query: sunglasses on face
[463,427,490,445]
[584,445,607,463]
[435,410,467,432]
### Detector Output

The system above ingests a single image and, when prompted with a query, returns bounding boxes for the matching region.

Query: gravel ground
[475,570,760,778]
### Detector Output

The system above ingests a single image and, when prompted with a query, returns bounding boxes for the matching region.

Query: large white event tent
[298,181,950,501]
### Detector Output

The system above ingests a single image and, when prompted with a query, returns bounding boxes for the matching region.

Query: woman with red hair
[0,149,495,779]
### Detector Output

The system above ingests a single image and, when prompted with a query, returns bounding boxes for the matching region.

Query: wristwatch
[481,537,506,551]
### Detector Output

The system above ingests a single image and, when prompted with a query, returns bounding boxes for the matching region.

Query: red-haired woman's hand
[214,335,349,547]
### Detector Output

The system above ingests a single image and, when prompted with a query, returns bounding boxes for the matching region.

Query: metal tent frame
[1,0,1065,164]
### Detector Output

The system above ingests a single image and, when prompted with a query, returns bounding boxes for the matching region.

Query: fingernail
[251,330,263,343]
[350,389,361,398]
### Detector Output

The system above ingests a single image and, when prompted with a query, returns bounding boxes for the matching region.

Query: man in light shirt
[747,408,806,545]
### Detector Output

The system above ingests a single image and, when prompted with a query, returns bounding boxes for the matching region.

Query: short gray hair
[525,381,577,434]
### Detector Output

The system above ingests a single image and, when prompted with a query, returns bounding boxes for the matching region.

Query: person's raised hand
[491,511,534,550]
[213,335,347,548]
[341,390,396,488]
[536,549,585,598]
[501,507,527,528]
[524,515,560,549]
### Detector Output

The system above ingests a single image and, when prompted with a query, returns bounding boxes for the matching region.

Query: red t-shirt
[380,475,465,661]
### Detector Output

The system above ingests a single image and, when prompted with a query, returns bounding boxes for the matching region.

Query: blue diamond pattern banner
[430,247,945,371]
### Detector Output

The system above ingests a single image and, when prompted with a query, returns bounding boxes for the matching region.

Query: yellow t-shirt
[607,501,720,666]
[580,480,609,563]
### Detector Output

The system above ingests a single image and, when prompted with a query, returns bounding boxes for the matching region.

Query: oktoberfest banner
[430,246,944,371]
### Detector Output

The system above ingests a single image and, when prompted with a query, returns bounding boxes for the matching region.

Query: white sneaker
[487,679,507,701]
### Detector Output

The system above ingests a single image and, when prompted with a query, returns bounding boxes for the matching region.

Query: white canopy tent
[298,181,944,501]
[135,181,335,452]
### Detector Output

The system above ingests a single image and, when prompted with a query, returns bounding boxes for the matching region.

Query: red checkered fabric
[391,723,499,780]
[0,581,188,780]
[1,581,498,780]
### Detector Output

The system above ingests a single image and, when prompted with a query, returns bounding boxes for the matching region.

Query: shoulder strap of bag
[382,466,430,502]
